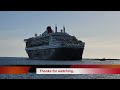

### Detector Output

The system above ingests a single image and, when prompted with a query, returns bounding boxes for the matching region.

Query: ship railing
[61,43,84,48]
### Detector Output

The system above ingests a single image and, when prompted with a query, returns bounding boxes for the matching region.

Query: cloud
[0,38,27,57]
[82,37,120,59]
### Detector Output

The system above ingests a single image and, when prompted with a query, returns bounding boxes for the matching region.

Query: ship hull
[26,47,84,60]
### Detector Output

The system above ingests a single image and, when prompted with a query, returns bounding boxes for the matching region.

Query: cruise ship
[24,26,85,60]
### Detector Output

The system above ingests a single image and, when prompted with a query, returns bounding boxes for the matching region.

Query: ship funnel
[55,25,57,32]
[47,26,52,33]
[63,25,65,33]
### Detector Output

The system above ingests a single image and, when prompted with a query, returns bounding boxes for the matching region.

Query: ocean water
[0,57,120,79]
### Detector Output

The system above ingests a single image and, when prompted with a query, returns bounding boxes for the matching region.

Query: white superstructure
[24,26,85,50]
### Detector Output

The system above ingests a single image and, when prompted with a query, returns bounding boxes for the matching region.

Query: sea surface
[0,57,120,79]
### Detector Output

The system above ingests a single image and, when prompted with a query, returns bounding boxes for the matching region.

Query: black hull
[26,48,84,60]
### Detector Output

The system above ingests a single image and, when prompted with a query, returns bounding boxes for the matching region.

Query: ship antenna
[35,32,37,37]
[55,25,57,33]
[63,25,65,33]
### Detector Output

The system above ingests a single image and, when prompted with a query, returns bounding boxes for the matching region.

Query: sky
[0,11,120,59]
